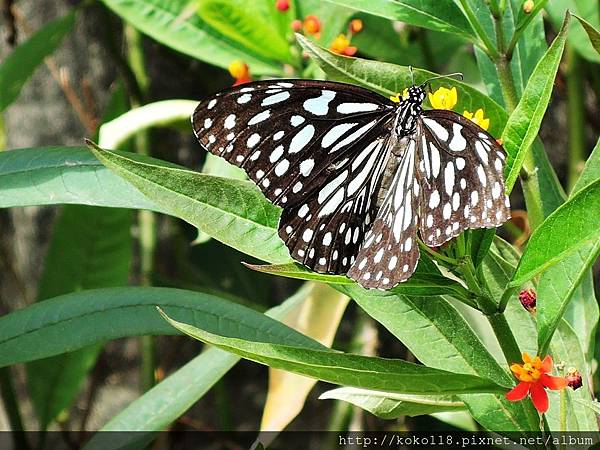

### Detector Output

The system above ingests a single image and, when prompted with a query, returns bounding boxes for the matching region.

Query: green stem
[125,24,157,392]
[0,367,30,449]
[418,239,459,265]
[487,312,522,365]
[566,46,585,192]
[458,0,501,60]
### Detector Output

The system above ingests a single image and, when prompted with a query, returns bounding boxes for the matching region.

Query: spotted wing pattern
[416,110,510,247]
[347,138,420,288]
[279,133,392,274]
[192,79,394,208]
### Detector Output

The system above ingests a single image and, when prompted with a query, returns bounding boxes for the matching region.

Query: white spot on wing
[248,110,270,125]
[336,103,379,114]
[303,90,336,115]
[289,125,315,153]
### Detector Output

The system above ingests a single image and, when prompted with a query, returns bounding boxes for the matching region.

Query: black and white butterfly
[192,79,510,290]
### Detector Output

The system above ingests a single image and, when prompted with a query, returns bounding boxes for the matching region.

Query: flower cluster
[330,19,363,56]
[428,86,490,131]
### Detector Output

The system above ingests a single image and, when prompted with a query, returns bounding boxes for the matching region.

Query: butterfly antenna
[420,72,463,91]
[409,66,414,85]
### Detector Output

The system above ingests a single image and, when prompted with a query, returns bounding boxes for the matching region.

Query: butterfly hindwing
[279,134,391,274]
[347,138,419,287]
[192,79,394,208]
[416,110,510,247]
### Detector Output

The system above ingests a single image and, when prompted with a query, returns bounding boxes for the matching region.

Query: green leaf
[82,285,310,450]
[341,286,539,431]
[296,34,508,137]
[88,144,290,265]
[26,206,133,429]
[0,13,75,112]
[535,138,600,357]
[0,287,319,368]
[319,387,465,419]
[573,14,600,56]
[247,263,472,298]
[546,321,599,431]
[0,146,163,212]
[501,12,570,192]
[546,1,600,62]
[99,0,281,75]
[509,179,600,287]
[198,0,292,63]
[160,310,505,395]
[323,0,476,40]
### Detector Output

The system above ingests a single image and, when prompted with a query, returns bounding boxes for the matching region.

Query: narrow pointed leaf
[0,146,163,211]
[501,12,570,192]
[320,387,465,419]
[509,179,600,287]
[160,311,505,395]
[573,14,600,56]
[0,287,319,368]
[0,13,75,112]
[323,0,475,40]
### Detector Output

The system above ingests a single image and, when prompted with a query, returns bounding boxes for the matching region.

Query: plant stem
[125,24,157,392]
[458,0,501,61]
[487,312,522,365]
[418,239,459,265]
[566,46,585,192]
[0,367,30,450]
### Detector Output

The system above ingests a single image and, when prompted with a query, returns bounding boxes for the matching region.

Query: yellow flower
[389,88,409,103]
[463,108,490,131]
[428,86,457,110]
[330,34,357,56]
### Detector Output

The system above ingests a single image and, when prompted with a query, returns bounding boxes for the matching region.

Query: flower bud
[519,288,536,313]
[291,19,303,32]
[566,368,583,390]
[349,19,363,34]
[275,0,289,12]
[523,0,534,14]
[303,15,321,35]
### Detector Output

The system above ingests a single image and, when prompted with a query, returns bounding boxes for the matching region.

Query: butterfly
[191,78,510,290]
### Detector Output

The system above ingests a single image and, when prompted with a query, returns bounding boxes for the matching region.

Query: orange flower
[228,60,251,86]
[349,19,363,34]
[506,353,567,413]
[330,34,357,56]
[303,15,321,35]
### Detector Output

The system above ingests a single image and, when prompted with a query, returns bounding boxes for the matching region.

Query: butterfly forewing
[192,80,394,208]
[347,138,420,287]
[416,110,510,247]
[279,133,391,274]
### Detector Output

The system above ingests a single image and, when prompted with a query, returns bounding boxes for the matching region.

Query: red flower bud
[275,0,289,12]
[519,288,536,313]
[291,19,303,32]
[566,368,583,390]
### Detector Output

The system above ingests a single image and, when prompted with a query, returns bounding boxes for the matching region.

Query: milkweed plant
[1,0,600,447]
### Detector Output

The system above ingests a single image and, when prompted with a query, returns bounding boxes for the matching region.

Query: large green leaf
[100,0,281,75]
[296,34,508,137]
[0,287,319,368]
[26,206,133,429]
[0,146,163,212]
[82,285,310,450]
[572,15,600,56]
[160,311,505,395]
[0,13,75,112]
[341,286,539,431]
[509,179,600,288]
[89,144,290,265]
[247,263,471,298]
[501,12,570,192]
[535,145,600,357]
[320,387,465,419]
[198,0,292,63]
[324,0,476,40]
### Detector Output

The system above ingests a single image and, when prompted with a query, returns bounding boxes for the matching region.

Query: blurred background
[1,0,599,446]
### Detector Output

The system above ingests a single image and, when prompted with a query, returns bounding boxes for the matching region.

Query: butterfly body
[192,79,510,290]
